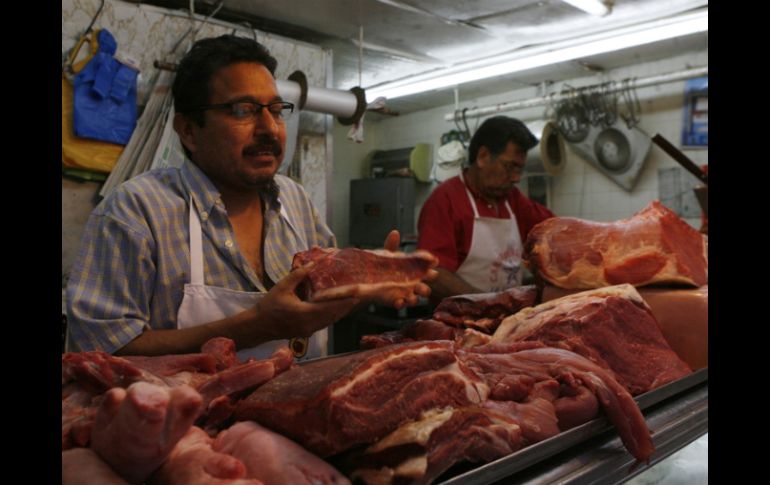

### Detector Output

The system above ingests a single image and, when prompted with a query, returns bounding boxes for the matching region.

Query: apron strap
[503,199,514,219]
[189,197,204,286]
[461,172,481,218]
[280,202,306,248]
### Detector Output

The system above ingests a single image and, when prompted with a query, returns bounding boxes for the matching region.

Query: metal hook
[620,77,642,128]
[169,0,226,58]
[461,107,471,138]
[64,0,105,74]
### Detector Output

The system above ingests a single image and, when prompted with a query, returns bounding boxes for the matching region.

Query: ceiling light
[366,9,707,101]
[561,0,612,17]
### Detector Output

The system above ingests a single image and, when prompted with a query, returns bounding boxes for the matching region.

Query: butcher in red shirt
[417,116,554,301]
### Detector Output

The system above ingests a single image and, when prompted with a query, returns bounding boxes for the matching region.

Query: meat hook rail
[443,66,708,122]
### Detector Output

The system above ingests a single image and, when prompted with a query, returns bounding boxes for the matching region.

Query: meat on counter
[525,201,708,289]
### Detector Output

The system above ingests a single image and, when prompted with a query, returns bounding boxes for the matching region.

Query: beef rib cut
[525,201,707,289]
[292,247,437,302]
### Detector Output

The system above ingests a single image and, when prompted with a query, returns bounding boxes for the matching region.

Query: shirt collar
[180,159,282,216]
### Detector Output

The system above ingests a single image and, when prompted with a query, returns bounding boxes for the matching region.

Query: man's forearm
[428,267,482,302]
[114,306,277,356]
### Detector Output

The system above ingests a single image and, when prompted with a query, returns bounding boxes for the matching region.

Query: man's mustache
[244,136,282,157]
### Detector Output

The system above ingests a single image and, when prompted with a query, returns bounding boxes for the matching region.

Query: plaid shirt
[66,160,335,353]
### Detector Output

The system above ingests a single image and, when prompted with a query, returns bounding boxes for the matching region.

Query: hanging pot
[556,101,590,143]
[593,127,631,173]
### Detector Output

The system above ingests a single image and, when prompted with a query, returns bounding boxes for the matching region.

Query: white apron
[176,199,327,362]
[455,173,524,292]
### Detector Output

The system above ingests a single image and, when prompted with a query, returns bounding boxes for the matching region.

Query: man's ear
[476,146,491,168]
[173,113,197,155]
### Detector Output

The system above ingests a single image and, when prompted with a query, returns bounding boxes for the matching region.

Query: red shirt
[417,174,555,271]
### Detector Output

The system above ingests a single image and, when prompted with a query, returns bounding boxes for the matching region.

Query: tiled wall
[332,50,707,245]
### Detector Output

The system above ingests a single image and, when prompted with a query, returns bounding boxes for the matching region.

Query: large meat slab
[337,345,654,484]
[234,341,490,457]
[542,284,708,370]
[525,201,708,289]
[292,247,437,302]
[490,284,692,395]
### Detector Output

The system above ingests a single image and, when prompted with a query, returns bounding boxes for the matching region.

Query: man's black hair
[467,116,538,165]
[172,35,278,127]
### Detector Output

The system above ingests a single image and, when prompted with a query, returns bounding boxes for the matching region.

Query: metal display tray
[437,368,709,485]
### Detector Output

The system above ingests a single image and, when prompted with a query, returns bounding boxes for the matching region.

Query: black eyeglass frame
[186,100,295,119]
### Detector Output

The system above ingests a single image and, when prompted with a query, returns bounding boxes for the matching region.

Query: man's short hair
[172,35,278,126]
[467,116,538,165]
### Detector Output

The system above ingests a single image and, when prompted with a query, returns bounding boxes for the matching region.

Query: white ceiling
[141,0,708,114]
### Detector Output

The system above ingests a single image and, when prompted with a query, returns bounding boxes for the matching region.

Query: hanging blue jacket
[73,29,138,145]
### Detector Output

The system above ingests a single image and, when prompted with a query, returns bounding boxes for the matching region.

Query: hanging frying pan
[567,118,651,192]
[556,101,590,143]
[594,127,631,173]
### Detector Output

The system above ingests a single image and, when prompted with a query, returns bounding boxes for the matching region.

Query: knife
[651,134,708,185]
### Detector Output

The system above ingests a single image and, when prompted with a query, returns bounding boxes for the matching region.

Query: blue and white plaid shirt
[66,160,335,353]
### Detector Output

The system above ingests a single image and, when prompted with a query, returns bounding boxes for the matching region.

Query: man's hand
[380,230,437,309]
[116,264,361,356]
[251,263,360,344]
[383,229,401,252]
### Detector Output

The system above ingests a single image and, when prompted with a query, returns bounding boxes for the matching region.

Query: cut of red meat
[458,346,655,463]
[542,284,709,370]
[62,351,158,393]
[214,421,351,485]
[292,247,437,302]
[360,319,492,350]
[201,337,242,370]
[195,351,292,410]
[149,426,260,485]
[61,340,293,451]
[63,448,131,485]
[89,382,203,484]
[359,319,463,349]
[340,406,523,485]
[482,398,561,444]
[525,201,708,289]
[234,341,490,457]
[552,382,600,430]
[337,343,653,483]
[121,353,218,376]
[62,385,100,449]
[359,287,537,351]
[490,284,692,395]
[432,286,538,332]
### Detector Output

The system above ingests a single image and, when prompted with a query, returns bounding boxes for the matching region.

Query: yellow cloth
[62,76,124,173]
[62,30,123,174]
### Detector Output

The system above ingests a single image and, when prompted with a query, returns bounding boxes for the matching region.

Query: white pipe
[443,66,708,122]
[276,80,361,119]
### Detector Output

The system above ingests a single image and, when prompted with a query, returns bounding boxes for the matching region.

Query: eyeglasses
[498,160,525,174]
[188,100,295,122]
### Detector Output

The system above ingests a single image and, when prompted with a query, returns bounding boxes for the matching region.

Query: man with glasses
[417,116,555,301]
[67,35,430,360]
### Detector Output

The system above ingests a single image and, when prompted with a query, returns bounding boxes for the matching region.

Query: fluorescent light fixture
[366,9,707,101]
[561,0,612,17]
